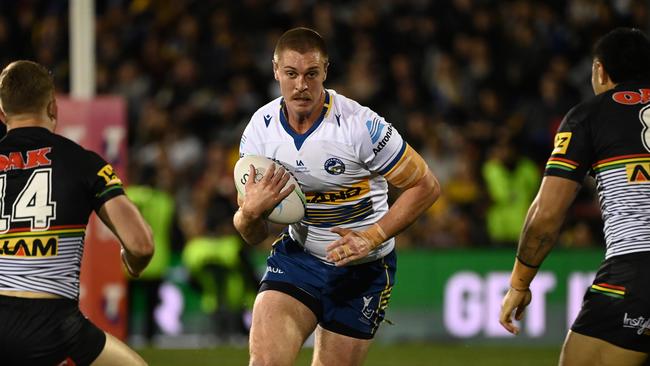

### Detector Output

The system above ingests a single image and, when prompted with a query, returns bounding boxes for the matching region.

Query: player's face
[274,49,328,120]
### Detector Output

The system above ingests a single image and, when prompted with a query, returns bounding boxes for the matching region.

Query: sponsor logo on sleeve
[552,132,572,155]
[263,114,272,127]
[366,118,385,144]
[97,164,122,186]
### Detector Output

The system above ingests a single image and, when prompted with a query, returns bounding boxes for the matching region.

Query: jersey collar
[279,90,331,151]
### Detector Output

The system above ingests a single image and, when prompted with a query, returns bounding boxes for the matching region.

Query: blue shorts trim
[259,233,397,339]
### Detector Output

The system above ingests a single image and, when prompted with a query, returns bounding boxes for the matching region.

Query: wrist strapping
[360,223,388,250]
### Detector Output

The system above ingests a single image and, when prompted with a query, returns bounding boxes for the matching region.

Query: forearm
[511,201,564,289]
[378,170,440,238]
[233,208,269,245]
[121,247,152,277]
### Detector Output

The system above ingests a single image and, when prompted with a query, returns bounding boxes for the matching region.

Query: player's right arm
[233,164,294,245]
[500,101,594,334]
[98,196,154,278]
[499,176,580,334]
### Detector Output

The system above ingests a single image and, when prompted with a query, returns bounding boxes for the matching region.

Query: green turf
[138,344,561,366]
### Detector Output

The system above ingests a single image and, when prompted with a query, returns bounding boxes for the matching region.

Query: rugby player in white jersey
[233,28,440,365]
[499,28,650,365]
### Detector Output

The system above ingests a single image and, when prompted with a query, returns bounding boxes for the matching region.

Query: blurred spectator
[125,163,179,344]
[482,141,540,246]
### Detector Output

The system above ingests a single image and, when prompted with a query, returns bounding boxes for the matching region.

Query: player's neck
[285,92,326,134]
[6,113,55,132]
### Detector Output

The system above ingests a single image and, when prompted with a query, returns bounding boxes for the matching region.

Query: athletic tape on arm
[384,144,428,189]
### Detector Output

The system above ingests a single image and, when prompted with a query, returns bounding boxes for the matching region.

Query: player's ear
[323,61,329,82]
[47,97,58,122]
[272,59,280,81]
[0,107,6,125]
[597,61,610,86]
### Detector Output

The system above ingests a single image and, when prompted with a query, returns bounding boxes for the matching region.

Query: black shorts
[571,252,650,353]
[0,295,106,366]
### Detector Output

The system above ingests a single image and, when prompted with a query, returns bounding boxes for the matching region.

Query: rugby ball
[234,155,306,224]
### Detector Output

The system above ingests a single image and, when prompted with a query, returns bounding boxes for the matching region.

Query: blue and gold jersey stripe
[378,142,407,176]
[303,197,374,228]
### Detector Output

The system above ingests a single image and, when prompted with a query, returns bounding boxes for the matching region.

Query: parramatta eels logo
[324,158,345,175]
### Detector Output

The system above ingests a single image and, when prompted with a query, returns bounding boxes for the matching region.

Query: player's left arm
[327,145,440,266]
[83,150,154,278]
[500,101,594,334]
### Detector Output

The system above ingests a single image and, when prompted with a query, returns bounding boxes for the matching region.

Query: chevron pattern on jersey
[595,167,650,259]
[0,225,86,299]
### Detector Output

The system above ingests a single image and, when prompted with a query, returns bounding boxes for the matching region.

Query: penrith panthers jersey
[545,82,650,259]
[240,89,408,263]
[0,127,124,299]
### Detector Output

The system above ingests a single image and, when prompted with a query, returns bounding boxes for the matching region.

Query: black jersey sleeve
[544,101,595,183]
[79,150,125,212]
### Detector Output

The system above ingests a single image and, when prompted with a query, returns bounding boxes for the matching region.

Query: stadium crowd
[0,1,645,257]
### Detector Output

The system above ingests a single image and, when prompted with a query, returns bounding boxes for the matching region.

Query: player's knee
[249,350,290,366]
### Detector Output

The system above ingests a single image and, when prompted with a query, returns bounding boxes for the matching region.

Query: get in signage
[443,271,595,338]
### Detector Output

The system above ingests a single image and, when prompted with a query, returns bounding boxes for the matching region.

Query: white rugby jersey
[240,90,407,263]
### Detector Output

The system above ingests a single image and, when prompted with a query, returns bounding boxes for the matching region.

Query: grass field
[138,344,561,366]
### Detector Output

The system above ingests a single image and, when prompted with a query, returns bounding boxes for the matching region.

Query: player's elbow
[126,224,155,259]
[420,170,441,207]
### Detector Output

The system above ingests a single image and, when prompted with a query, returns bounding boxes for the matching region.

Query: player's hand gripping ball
[234,155,306,224]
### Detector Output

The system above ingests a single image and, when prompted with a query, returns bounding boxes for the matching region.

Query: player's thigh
[249,290,318,366]
[560,330,648,366]
[91,332,147,366]
[311,325,372,366]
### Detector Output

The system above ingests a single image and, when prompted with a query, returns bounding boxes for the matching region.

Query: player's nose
[295,75,308,91]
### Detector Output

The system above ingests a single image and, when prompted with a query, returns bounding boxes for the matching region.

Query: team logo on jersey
[0,236,57,257]
[626,163,650,183]
[324,158,345,175]
[552,132,572,155]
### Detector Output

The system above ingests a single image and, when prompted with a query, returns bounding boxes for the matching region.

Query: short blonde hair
[273,27,328,64]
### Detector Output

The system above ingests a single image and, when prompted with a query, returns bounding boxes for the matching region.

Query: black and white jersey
[0,127,124,299]
[545,82,650,259]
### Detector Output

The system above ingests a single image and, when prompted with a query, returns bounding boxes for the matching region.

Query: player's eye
[307,72,318,79]
[286,71,297,78]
